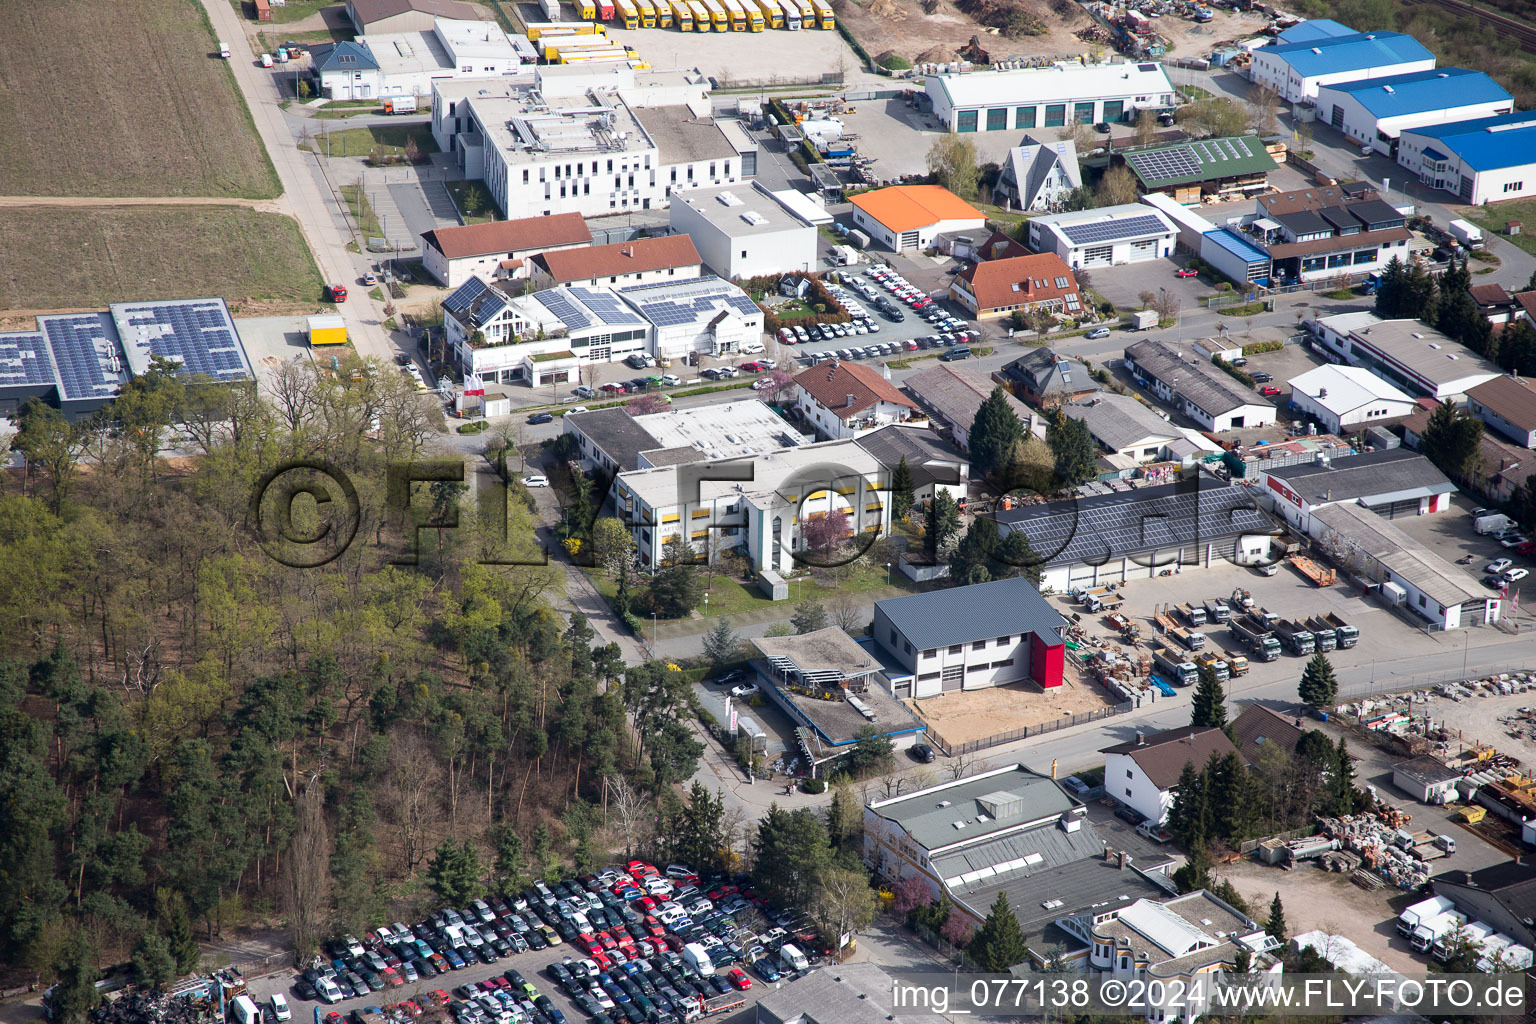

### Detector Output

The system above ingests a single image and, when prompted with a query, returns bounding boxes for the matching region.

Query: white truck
[830,244,861,266]
[1434,919,1492,961]
[1132,309,1158,330]
[1448,218,1485,250]
[218,40,232,58]
[230,996,260,1024]
[1475,512,1513,535]
[778,942,809,972]
[682,941,714,976]
[1397,895,1456,941]
[1413,910,1469,954]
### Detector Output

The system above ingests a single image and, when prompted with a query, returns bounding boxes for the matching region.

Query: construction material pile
[1317,807,1435,891]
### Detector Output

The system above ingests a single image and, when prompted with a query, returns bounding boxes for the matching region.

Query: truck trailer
[1274,619,1316,656]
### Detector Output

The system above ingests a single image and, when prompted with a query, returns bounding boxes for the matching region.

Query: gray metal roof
[869,764,1076,853]
[1394,755,1460,787]
[1063,393,1179,452]
[757,965,943,1024]
[874,576,1066,653]
[994,472,1273,568]
[1312,500,1484,607]
[1267,447,1454,505]
[1125,339,1267,417]
[952,850,1175,934]
[903,363,1038,436]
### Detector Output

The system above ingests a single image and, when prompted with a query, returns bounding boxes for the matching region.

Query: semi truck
[538,0,563,20]
[1151,648,1198,687]
[1304,616,1337,651]
[754,0,783,27]
[1176,601,1207,627]
[1203,598,1231,624]
[1274,619,1316,656]
[1449,218,1485,250]
[1322,611,1359,648]
[1168,626,1206,652]
[1231,615,1282,661]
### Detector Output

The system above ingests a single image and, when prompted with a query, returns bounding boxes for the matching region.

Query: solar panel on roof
[538,290,593,331]
[109,299,253,384]
[0,332,57,389]
[569,287,644,325]
[40,313,125,401]
[1059,214,1167,246]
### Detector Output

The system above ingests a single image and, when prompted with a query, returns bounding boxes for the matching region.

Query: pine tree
[969,387,1024,478]
[969,892,1029,971]
[994,529,1043,586]
[1297,652,1338,709]
[1328,737,1360,816]
[701,618,739,668]
[1172,844,1212,893]
[1047,409,1099,486]
[1164,761,1208,849]
[950,522,997,586]
[890,456,915,522]
[925,491,960,560]
[1207,751,1252,843]
[1190,663,1227,728]
[1374,256,1408,318]
[1265,892,1288,944]
[1210,878,1249,915]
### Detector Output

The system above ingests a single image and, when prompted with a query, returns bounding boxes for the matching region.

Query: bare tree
[1152,289,1181,323]
[1134,109,1158,147]
[267,358,321,441]
[811,866,880,957]
[381,727,445,872]
[282,777,332,962]
[946,749,978,781]
[828,592,865,634]
[604,774,654,858]
[1247,82,1279,135]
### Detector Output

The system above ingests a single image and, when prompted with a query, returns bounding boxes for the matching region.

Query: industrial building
[420,213,593,287]
[1314,68,1512,158]
[1249,30,1436,104]
[993,472,1276,591]
[1025,203,1177,268]
[863,765,1175,932]
[564,399,806,475]
[1119,136,1277,203]
[756,966,946,1024]
[1061,392,1180,463]
[0,299,253,420]
[1286,363,1419,434]
[921,62,1177,134]
[666,181,819,279]
[345,0,478,34]
[847,185,984,253]
[995,136,1082,211]
[1307,500,1501,629]
[1199,228,1273,285]
[1257,447,1456,532]
[1465,375,1536,447]
[1310,311,1503,402]
[619,275,764,361]
[948,252,1082,320]
[870,576,1068,697]
[1123,339,1277,432]
[1275,18,1356,44]
[1398,111,1536,204]
[313,17,525,100]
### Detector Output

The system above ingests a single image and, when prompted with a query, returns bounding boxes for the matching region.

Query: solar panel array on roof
[621,275,760,327]
[39,313,127,402]
[110,299,253,383]
[1128,147,1200,183]
[1059,213,1168,246]
[567,287,644,326]
[0,332,57,390]
[443,276,490,319]
[537,289,593,331]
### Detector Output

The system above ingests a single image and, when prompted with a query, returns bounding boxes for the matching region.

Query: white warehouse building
[1286,364,1418,433]
[1025,203,1177,269]
[1248,30,1435,104]
[922,61,1177,134]
[1315,68,1512,158]
[667,181,819,279]
[1397,111,1536,205]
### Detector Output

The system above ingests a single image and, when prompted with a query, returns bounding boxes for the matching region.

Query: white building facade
[1287,363,1418,433]
[924,62,1176,133]
[1026,204,1177,268]
[1314,68,1512,157]
[1248,30,1436,104]
[667,182,819,279]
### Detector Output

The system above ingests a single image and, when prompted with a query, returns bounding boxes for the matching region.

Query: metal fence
[1336,660,1534,701]
[924,701,1133,757]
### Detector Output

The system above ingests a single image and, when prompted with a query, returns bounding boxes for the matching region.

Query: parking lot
[1386,496,1536,612]
[239,864,819,1024]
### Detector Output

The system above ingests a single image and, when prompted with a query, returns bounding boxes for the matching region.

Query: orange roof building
[791,358,917,439]
[849,185,985,253]
[530,235,703,289]
[421,214,593,288]
[949,253,1082,321]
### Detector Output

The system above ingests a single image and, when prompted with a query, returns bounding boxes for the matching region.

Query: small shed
[254,0,272,19]
[1393,755,1461,804]
[306,314,347,346]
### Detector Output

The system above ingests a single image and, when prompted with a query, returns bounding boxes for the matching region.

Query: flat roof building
[848,185,983,253]
[1310,311,1503,402]
[1275,18,1356,43]
[1315,68,1512,158]
[1025,203,1177,270]
[756,965,945,1024]
[1249,30,1436,104]
[1287,363,1419,434]
[1309,500,1500,630]
[1199,227,1273,285]
[1234,183,1412,285]
[923,61,1176,135]
[1398,111,1536,205]
[1124,339,1277,432]
[618,275,764,361]
[1258,447,1456,532]
[1119,136,1277,204]
[667,181,819,280]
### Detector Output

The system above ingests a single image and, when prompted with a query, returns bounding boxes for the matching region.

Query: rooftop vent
[937,800,952,808]
[717,191,743,206]
[952,821,967,830]
[978,790,1028,819]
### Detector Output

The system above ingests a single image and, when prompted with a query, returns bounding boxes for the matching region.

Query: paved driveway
[390,179,462,243]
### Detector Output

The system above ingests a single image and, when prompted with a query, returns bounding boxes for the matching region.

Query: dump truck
[1176,601,1207,627]
[1304,616,1338,651]
[1224,651,1249,676]
[1322,611,1358,648]
[1231,615,1281,661]
[1274,618,1317,656]
[1193,651,1229,683]
[1082,588,1123,613]
[1106,612,1140,638]
[1203,598,1231,624]
[1168,626,1206,652]
[1151,648,1198,687]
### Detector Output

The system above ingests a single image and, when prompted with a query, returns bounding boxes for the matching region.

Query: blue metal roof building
[1251,30,1437,102]
[1276,19,1355,44]
[1199,228,1272,286]
[1315,68,1514,156]
[1398,111,1536,204]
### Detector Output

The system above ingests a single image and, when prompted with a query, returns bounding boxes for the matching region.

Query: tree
[1172,844,1212,893]
[426,838,484,906]
[591,517,635,577]
[889,456,915,522]
[970,387,1025,478]
[950,522,998,587]
[968,892,1028,971]
[460,184,489,217]
[1265,892,1288,944]
[924,491,960,560]
[650,538,703,618]
[1134,109,1159,146]
[131,928,177,990]
[791,600,828,634]
[996,435,1054,496]
[1294,119,1313,155]
[828,592,865,634]
[892,874,933,916]
[48,932,102,1024]
[1046,409,1098,486]
[281,779,331,961]
[811,866,879,952]
[1095,165,1140,207]
[489,823,528,894]
[844,726,895,778]
[993,529,1043,586]
[627,393,670,416]
[1417,402,1484,480]
[762,368,796,403]
[1298,652,1338,710]
[159,892,200,974]
[1138,290,1157,310]
[13,398,85,514]
[1176,97,1248,138]
[752,805,832,910]
[1164,761,1208,850]
[927,135,980,199]
[1247,82,1279,133]
[802,508,852,557]
[1210,879,1249,915]
[1190,663,1227,728]
[701,618,740,668]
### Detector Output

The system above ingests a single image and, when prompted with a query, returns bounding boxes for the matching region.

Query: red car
[741,361,767,372]
[325,1013,344,1024]
[382,967,403,987]
[1174,268,1198,278]
[727,968,752,990]
[1260,385,1282,397]
[428,991,450,1008]
[627,860,659,878]
[1516,540,1536,556]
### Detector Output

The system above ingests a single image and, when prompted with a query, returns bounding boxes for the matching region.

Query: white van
[230,995,260,1024]
[270,995,291,1022]
[218,41,231,58]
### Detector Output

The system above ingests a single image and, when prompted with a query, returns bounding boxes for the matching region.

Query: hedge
[1212,356,1256,388]
[1241,340,1283,356]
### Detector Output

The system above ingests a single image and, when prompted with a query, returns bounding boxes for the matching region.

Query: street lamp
[885,561,892,587]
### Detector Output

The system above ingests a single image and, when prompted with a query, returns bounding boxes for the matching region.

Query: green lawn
[1464,202,1536,257]
[771,300,818,320]
[0,205,324,311]
[445,179,499,224]
[306,124,439,159]
[338,185,383,238]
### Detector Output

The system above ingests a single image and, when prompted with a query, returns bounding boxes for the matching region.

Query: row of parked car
[293,861,821,1024]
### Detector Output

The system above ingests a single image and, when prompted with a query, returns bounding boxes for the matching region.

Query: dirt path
[0,195,284,211]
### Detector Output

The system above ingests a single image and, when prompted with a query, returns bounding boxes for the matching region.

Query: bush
[456,420,489,434]
[877,53,913,70]
[1241,340,1283,356]
[801,778,827,794]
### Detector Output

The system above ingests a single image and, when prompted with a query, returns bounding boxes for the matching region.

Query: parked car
[1250,371,1274,383]
[1260,385,1282,397]
[1487,558,1514,574]
[909,743,936,763]
[1085,326,1111,339]
[573,384,596,398]
[527,412,553,425]
[728,683,758,699]
[1174,268,1198,278]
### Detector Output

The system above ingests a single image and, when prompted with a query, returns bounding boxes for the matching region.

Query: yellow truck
[524,20,605,39]
[615,0,640,28]
[753,0,783,28]
[635,0,657,25]
[720,0,748,29]
[701,0,728,30]
[307,314,347,346]
[668,0,693,27]
[807,0,833,28]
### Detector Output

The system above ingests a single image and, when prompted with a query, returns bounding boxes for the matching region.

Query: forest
[0,358,706,1007]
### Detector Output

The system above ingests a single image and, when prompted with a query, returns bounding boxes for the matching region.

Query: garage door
[1081,245,1113,267]
[941,666,964,691]
[1069,564,1099,586]
[1374,497,1422,519]
[1131,239,1157,260]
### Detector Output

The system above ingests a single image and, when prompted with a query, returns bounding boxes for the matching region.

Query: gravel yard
[905,676,1120,746]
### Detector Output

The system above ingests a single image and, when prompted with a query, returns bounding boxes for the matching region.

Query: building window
[1506,181,1525,193]
[996,636,1010,646]
[948,644,962,655]
[990,659,1013,668]
[1127,769,1133,778]
[1125,788,1133,797]
[890,629,899,645]
[986,107,1007,131]
[1016,106,1036,129]
[904,641,912,655]
[1044,104,1066,127]
[972,640,986,650]
[923,649,936,659]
